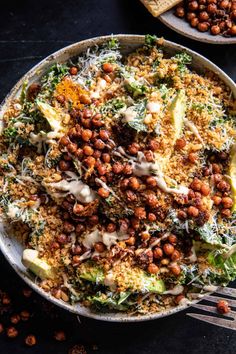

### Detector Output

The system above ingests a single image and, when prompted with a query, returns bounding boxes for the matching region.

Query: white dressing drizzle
[164,285,184,295]
[131,152,188,195]
[47,171,96,203]
[183,118,204,144]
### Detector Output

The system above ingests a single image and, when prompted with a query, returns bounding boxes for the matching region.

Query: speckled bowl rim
[0,34,235,322]
[159,10,236,44]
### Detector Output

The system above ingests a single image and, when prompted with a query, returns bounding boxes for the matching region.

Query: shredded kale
[3,126,17,139]
[105,38,120,50]
[173,52,192,73]
[101,98,126,115]
[40,63,69,98]
[125,81,147,99]
[145,34,158,47]
[126,100,148,132]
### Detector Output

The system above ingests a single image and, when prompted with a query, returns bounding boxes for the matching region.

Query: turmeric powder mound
[55,78,91,109]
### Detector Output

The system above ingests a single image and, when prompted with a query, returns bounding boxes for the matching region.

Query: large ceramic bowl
[0,35,235,322]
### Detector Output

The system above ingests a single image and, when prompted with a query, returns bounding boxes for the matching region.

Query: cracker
[140,0,182,17]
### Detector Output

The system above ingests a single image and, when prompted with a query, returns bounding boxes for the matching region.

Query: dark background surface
[0,0,236,353]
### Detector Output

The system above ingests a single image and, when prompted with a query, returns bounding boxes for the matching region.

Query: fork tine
[191,303,218,314]
[187,313,236,331]
[215,287,236,298]
[203,294,236,307]
[191,303,236,318]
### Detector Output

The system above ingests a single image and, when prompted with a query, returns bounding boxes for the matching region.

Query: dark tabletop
[0,0,236,353]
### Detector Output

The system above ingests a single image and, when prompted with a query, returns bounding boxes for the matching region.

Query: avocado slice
[22,249,55,280]
[79,262,105,283]
[229,144,236,211]
[170,89,186,143]
[37,100,66,133]
[78,262,165,294]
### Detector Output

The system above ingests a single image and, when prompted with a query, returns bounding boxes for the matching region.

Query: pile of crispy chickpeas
[175,0,236,36]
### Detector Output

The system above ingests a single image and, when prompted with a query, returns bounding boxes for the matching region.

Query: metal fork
[187,287,236,330]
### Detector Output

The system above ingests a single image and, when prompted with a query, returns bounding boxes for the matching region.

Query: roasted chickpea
[63,221,75,233]
[175,138,186,150]
[57,234,68,244]
[7,327,18,338]
[171,250,181,261]
[190,178,202,191]
[99,130,110,141]
[197,22,209,32]
[81,129,92,142]
[211,25,221,35]
[67,143,77,154]
[221,197,233,208]
[148,139,159,151]
[123,163,133,175]
[84,156,96,167]
[146,176,157,188]
[188,206,199,217]
[131,217,140,230]
[94,242,106,253]
[102,63,114,73]
[59,160,70,171]
[212,163,222,173]
[128,143,140,155]
[83,145,94,156]
[73,204,84,215]
[148,213,156,222]
[126,190,138,202]
[94,139,105,150]
[153,247,163,259]
[186,12,196,21]
[168,234,177,245]
[102,153,111,163]
[148,263,159,274]
[188,152,198,163]
[221,208,231,218]
[177,210,187,220]
[92,114,104,127]
[175,6,185,17]
[70,66,78,75]
[188,1,199,11]
[10,314,20,325]
[230,25,236,35]
[82,108,92,119]
[163,243,174,256]
[199,11,210,21]
[98,187,110,198]
[106,223,116,233]
[169,264,181,276]
[97,164,107,175]
[126,236,136,246]
[112,162,124,174]
[72,244,82,255]
[219,0,230,9]
[25,335,37,347]
[201,183,210,196]
[217,180,231,192]
[203,167,211,176]
[212,195,222,205]
[191,18,199,27]
[217,299,230,314]
[129,177,140,190]
[146,194,158,207]
[60,135,70,146]
[134,207,146,220]
[207,3,217,13]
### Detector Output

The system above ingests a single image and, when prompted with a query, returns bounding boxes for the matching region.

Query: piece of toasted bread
[140,0,182,17]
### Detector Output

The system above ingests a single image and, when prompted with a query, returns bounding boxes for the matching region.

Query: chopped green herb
[145,34,158,47]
